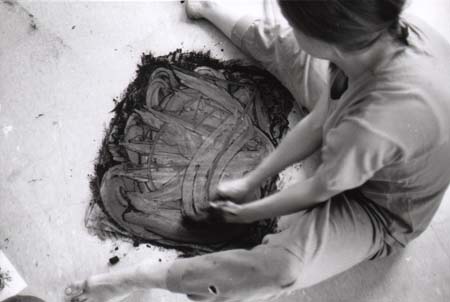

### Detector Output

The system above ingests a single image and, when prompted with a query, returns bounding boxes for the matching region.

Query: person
[65,0,450,301]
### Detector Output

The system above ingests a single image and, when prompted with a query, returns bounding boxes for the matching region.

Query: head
[277,0,409,56]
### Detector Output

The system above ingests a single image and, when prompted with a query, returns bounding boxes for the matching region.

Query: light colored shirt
[231,15,450,250]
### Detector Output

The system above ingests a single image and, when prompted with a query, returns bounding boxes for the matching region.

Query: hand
[209,201,255,224]
[212,176,256,204]
[185,1,217,20]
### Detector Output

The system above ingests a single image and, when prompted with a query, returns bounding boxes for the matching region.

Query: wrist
[240,202,263,223]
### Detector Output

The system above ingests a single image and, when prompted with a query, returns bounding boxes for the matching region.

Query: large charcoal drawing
[87,50,294,253]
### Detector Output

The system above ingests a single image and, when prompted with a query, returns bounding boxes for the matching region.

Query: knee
[258,247,301,289]
[273,259,299,289]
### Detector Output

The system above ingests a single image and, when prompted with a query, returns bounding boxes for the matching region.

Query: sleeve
[230,16,329,111]
[315,118,402,192]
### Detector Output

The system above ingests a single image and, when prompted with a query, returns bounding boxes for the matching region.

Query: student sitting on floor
[66,0,450,301]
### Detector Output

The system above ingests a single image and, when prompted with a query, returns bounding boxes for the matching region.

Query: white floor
[0,1,449,302]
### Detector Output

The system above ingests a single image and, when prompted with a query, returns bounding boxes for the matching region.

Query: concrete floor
[0,1,449,302]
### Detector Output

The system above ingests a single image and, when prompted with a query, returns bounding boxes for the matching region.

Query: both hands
[209,176,261,224]
[209,201,255,224]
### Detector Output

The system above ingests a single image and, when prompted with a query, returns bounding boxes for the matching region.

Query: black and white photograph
[1,1,449,302]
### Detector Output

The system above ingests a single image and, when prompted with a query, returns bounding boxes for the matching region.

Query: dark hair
[277,0,410,51]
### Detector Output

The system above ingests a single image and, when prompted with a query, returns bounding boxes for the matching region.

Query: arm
[214,116,402,223]
[186,1,329,112]
[213,90,329,202]
[245,93,328,189]
[212,87,329,204]
[212,175,337,223]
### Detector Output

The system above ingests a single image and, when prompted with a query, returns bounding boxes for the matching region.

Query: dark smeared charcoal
[109,256,120,265]
[87,50,294,255]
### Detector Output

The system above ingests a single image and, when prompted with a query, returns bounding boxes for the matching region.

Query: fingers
[210,201,239,215]
[209,201,247,224]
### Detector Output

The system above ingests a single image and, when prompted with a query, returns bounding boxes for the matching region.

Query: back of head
[277,0,409,51]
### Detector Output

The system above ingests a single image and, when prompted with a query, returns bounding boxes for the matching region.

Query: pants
[166,193,386,302]
[165,17,389,302]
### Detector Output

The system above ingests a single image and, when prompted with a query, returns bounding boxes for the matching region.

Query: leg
[65,262,170,302]
[166,246,300,302]
[165,193,386,301]
[66,193,385,302]
[65,247,298,302]
[185,1,329,111]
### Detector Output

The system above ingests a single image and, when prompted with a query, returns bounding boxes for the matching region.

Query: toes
[65,280,87,297]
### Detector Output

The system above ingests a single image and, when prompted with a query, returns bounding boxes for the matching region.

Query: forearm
[244,176,334,221]
[245,113,322,188]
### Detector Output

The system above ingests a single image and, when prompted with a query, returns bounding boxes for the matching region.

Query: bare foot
[65,273,133,302]
[185,0,216,20]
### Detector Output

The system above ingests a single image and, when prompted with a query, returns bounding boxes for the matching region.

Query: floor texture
[1,1,449,302]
